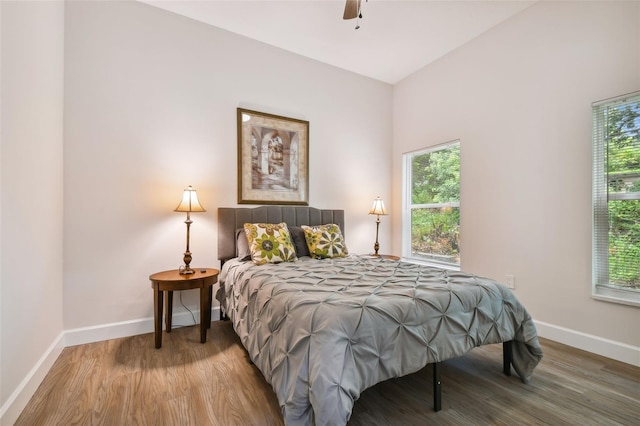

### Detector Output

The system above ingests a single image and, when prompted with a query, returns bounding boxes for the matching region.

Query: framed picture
[237,108,309,205]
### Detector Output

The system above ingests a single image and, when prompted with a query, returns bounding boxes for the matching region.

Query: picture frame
[237,108,309,205]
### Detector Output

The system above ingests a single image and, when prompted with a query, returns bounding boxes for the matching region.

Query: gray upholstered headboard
[218,206,345,262]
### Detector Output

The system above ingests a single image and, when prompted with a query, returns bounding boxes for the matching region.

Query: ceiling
[141,0,535,84]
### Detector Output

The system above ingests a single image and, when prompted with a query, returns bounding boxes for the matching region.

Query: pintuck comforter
[219,255,543,426]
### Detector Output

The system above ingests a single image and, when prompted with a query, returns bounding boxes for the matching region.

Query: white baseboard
[65,306,221,347]
[534,320,640,367]
[0,332,65,426]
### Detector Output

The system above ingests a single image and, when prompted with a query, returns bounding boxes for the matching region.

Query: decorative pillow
[289,226,311,258]
[243,222,297,265]
[235,228,252,261]
[302,224,348,259]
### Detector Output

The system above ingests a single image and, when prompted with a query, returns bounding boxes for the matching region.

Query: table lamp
[369,196,388,256]
[175,185,206,274]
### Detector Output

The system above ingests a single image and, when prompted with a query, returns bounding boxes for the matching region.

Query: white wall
[63,1,392,330]
[393,1,639,352]
[0,1,65,423]
[1,3,3,416]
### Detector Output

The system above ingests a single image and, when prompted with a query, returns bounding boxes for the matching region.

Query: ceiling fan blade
[343,0,361,20]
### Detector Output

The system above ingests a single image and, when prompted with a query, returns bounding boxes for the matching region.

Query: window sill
[402,256,460,271]
[592,286,640,308]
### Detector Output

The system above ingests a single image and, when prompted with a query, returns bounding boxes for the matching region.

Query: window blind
[592,92,640,294]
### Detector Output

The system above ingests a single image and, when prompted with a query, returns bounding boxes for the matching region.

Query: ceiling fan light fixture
[343,0,361,20]
[344,0,367,30]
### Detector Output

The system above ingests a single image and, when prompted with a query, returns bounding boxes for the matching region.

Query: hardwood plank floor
[16,321,639,425]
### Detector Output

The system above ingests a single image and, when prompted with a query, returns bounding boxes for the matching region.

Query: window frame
[402,140,461,270]
[592,91,640,307]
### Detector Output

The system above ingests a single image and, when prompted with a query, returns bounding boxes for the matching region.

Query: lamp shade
[174,185,206,212]
[369,197,387,216]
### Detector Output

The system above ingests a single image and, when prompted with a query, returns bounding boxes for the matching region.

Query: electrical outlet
[505,274,515,289]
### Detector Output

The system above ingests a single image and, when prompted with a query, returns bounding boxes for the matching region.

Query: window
[402,141,460,268]
[592,92,640,306]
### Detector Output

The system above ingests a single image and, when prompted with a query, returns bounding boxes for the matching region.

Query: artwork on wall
[237,108,309,205]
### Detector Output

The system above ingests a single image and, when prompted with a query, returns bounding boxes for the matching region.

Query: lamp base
[179,267,195,275]
[181,250,194,275]
[373,219,381,255]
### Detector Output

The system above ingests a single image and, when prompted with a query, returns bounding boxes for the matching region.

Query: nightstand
[149,268,219,349]
[377,254,400,261]
[364,254,401,261]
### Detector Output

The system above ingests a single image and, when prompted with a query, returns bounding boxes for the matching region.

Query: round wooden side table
[149,268,219,349]
[376,254,400,261]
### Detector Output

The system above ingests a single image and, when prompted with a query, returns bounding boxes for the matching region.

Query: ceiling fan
[343,0,367,29]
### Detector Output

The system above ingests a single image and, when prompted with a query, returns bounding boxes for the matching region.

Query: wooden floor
[17,321,640,425]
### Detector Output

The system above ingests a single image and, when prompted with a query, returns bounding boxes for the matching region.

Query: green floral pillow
[302,224,348,259]
[243,222,297,265]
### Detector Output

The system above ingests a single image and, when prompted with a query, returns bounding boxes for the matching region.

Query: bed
[217,206,543,425]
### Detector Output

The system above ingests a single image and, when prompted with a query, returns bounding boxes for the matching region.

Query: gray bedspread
[219,255,543,426]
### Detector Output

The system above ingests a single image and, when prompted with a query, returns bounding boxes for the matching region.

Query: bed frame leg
[219,309,229,321]
[503,340,513,376]
[433,362,442,412]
